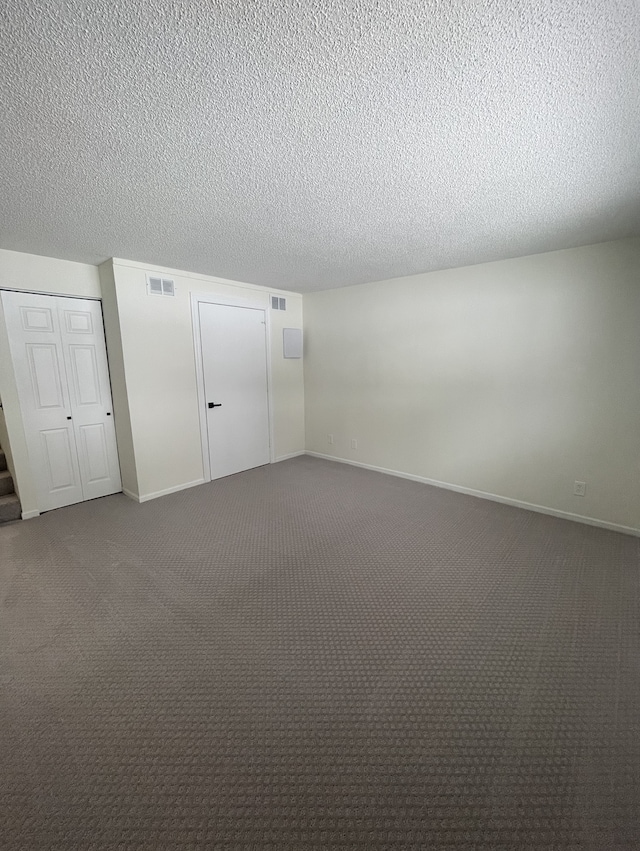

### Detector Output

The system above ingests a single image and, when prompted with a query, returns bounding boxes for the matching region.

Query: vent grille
[271,296,286,310]
[147,275,175,296]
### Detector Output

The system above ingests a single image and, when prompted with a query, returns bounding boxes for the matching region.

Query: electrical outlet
[574,481,586,497]
[350,439,358,450]
[327,434,334,445]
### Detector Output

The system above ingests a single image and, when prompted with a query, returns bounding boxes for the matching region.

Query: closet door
[58,298,122,501]
[2,291,84,510]
[2,291,121,512]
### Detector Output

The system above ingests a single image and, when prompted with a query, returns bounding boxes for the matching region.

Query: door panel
[2,291,121,511]
[27,344,66,409]
[63,310,93,334]
[199,301,270,480]
[68,345,101,406]
[41,429,79,491]
[20,305,54,332]
[78,423,110,483]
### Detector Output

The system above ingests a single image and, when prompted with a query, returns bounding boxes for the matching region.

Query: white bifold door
[198,301,270,480]
[2,291,122,512]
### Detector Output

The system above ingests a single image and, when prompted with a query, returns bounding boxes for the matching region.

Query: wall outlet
[327,434,334,445]
[574,481,586,497]
[350,438,358,450]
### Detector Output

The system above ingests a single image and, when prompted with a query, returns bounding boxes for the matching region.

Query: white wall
[0,250,101,517]
[103,259,304,502]
[0,249,101,298]
[1,249,304,512]
[0,405,15,480]
[98,261,139,499]
[4,240,637,533]
[304,238,640,534]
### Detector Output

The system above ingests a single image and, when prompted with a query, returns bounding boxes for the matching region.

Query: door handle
[66,416,72,420]
[207,402,222,409]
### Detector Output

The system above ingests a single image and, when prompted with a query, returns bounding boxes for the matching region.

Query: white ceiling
[1,1,639,292]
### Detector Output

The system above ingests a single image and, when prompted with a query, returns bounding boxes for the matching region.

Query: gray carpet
[1,456,639,850]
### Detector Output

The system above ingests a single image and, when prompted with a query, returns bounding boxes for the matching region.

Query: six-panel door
[2,291,122,512]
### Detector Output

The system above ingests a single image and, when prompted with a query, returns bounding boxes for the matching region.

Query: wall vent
[147,275,175,296]
[271,296,286,310]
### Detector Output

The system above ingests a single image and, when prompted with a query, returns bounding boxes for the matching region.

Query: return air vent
[147,275,175,296]
[271,296,286,310]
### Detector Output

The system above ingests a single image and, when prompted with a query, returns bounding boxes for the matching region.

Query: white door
[198,301,270,480]
[2,291,122,511]
[58,299,122,501]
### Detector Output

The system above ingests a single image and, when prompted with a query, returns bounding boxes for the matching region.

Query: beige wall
[106,259,304,501]
[0,250,101,517]
[304,238,640,533]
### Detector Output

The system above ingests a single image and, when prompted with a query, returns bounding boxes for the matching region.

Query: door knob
[66,416,72,420]
[208,402,222,409]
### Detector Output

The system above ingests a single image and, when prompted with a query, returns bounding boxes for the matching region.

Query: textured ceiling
[1,1,639,292]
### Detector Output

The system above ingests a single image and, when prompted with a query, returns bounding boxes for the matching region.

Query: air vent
[271,296,286,310]
[147,275,175,296]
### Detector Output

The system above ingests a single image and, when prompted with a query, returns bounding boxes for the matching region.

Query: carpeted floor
[1,456,639,850]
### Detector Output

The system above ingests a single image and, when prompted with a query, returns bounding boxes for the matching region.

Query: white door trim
[0,287,101,302]
[190,292,275,484]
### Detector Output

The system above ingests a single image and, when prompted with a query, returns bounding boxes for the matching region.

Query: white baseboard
[274,451,306,463]
[305,452,640,538]
[21,509,40,520]
[135,478,206,504]
[124,479,206,504]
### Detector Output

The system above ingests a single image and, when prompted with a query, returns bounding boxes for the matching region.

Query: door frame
[190,292,275,484]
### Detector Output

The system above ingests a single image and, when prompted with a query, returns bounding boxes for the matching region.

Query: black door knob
[208,402,222,409]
